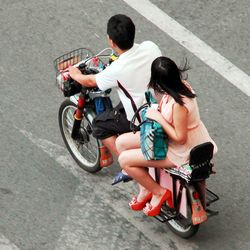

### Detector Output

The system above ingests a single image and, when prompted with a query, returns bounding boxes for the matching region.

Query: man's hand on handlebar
[69,66,82,80]
[68,66,97,88]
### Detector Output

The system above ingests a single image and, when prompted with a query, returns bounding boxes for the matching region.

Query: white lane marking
[0,234,20,250]
[123,0,250,97]
[18,128,197,250]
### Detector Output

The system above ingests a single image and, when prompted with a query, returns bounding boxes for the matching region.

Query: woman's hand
[146,108,164,124]
[146,104,188,145]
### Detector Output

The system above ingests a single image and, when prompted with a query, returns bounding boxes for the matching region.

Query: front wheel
[58,99,101,173]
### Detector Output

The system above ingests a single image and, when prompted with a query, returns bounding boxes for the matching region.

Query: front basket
[53,48,94,75]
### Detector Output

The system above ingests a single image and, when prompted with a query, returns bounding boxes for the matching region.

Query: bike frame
[71,92,86,140]
[149,168,188,218]
[160,169,188,217]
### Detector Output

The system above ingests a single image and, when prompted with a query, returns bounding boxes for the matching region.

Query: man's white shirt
[95,41,162,122]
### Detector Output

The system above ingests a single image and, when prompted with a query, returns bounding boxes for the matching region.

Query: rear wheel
[58,99,101,173]
[166,190,199,238]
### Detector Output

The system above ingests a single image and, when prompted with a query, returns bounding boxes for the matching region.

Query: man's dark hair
[107,14,135,50]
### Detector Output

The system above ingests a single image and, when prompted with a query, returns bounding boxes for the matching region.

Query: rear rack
[206,188,219,207]
[155,188,219,224]
[205,188,219,217]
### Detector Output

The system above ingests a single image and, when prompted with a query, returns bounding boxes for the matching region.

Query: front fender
[69,94,79,105]
[84,107,96,124]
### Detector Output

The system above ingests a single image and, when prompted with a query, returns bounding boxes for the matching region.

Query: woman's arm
[146,104,188,144]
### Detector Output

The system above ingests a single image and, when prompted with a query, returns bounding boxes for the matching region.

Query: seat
[189,142,214,165]
[189,142,214,181]
[164,142,214,182]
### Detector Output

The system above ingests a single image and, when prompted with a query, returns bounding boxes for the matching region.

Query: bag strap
[130,103,149,133]
[130,91,157,133]
[117,80,141,124]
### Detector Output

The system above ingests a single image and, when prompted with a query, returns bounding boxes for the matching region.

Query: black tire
[166,193,199,238]
[58,99,101,173]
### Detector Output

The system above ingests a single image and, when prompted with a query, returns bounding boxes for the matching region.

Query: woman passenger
[116,56,217,216]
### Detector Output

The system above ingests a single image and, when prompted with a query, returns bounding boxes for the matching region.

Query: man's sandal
[111,171,133,186]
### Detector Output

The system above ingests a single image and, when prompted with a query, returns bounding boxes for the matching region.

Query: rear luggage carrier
[155,189,219,224]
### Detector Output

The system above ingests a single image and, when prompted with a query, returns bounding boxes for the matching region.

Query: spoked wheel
[58,99,101,173]
[166,197,199,238]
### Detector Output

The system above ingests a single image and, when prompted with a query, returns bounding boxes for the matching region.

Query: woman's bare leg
[115,132,140,175]
[118,148,174,207]
[116,132,140,154]
[136,183,151,201]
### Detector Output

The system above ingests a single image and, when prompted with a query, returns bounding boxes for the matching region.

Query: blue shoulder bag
[131,91,168,160]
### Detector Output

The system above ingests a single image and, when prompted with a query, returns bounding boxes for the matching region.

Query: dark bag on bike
[94,97,113,115]
[94,88,113,115]
[131,91,168,160]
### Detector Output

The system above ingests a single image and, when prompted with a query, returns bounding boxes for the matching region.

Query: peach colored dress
[159,93,218,167]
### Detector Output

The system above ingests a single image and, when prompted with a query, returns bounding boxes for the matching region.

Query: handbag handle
[130,103,149,133]
[130,91,158,133]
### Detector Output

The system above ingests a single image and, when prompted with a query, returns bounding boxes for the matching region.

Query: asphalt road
[0,0,250,249]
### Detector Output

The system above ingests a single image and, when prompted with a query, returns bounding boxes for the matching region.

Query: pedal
[154,205,177,223]
[155,214,168,223]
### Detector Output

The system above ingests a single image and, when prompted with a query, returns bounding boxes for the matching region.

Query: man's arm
[68,66,97,87]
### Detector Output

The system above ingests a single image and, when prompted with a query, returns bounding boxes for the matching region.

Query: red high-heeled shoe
[143,189,173,216]
[129,192,152,211]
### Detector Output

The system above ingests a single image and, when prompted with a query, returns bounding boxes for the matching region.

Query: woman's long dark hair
[148,56,196,105]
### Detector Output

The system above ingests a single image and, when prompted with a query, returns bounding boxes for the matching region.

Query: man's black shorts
[92,102,133,140]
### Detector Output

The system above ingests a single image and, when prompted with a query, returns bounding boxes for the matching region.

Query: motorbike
[53,48,219,238]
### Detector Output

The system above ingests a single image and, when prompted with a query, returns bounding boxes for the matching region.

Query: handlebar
[63,62,100,97]
[78,63,99,75]
[54,47,117,97]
